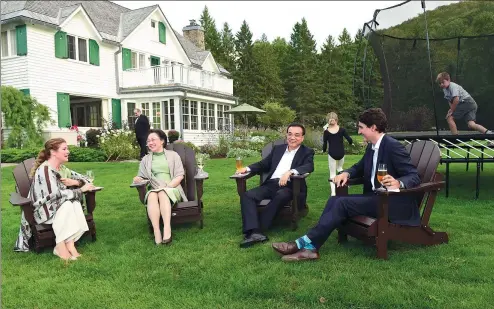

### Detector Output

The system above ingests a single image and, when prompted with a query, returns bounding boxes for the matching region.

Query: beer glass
[377,163,387,190]
[236,157,243,171]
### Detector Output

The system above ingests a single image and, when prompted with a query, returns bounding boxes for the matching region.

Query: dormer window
[151,21,156,28]
[67,34,88,63]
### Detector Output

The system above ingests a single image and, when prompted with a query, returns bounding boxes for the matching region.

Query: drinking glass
[376,163,387,190]
[236,157,243,171]
[197,157,205,176]
[86,170,94,183]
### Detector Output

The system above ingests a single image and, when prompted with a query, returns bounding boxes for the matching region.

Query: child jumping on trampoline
[323,112,353,196]
[437,72,493,135]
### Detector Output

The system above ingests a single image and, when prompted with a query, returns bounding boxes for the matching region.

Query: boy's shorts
[452,97,477,123]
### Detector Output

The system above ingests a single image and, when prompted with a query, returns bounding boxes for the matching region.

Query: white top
[371,134,385,191]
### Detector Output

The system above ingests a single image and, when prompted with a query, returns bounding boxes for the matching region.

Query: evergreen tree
[253,38,284,103]
[220,22,236,73]
[199,6,222,60]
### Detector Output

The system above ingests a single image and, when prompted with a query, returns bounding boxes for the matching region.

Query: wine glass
[197,157,205,176]
[86,170,94,183]
[376,163,387,191]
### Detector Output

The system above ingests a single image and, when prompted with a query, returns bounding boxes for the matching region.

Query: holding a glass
[376,163,387,190]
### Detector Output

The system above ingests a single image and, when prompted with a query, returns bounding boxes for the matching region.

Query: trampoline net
[356,0,494,133]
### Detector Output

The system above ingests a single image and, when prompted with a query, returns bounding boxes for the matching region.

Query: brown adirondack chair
[230,139,310,230]
[9,158,98,253]
[335,140,448,259]
[130,143,208,232]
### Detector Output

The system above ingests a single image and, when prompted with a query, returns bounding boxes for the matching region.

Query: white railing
[121,63,233,95]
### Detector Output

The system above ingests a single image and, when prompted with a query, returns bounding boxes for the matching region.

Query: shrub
[226,148,260,158]
[168,130,180,143]
[99,129,139,161]
[345,140,367,155]
[302,127,324,150]
[258,102,296,129]
[85,128,102,148]
[0,146,106,163]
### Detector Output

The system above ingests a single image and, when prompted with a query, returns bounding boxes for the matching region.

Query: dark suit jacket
[248,144,315,206]
[135,114,150,140]
[345,134,421,225]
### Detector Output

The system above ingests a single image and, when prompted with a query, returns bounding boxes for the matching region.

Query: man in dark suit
[272,108,421,261]
[134,108,150,160]
[235,123,315,248]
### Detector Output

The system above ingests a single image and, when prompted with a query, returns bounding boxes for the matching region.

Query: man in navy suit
[236,123,315,248]
[272,108,421,261]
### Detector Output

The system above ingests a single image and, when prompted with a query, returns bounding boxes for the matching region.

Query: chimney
[182,19,205,50]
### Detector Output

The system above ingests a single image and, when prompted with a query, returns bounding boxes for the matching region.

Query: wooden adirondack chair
[230,139,310,230]
[335,140,448,259]
[9,158,98,253]
[130,143,208,232]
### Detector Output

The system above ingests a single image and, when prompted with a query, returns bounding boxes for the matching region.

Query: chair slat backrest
[166,143,196,201]
[405,141,440,208]
[260,138,287,184]
[12,158,36,198]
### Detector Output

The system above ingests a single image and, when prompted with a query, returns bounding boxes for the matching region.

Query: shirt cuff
[399,180,405,189]
[246,167,251,172]
[290,169,299,175]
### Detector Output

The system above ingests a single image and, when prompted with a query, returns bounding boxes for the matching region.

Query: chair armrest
[10,192,32,207]
[376,181,445,196]
[291,173,310,180]
[229,172,256,180]
[329,177,364,185]
[130,180,149,188]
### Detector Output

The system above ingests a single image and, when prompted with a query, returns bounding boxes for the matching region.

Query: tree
[1,86,51,148]
[252,39,284,103]
[219,22,236,73]
[200,6,222,60]
[258,102,296,129]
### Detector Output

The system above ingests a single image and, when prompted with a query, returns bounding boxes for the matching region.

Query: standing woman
[14,138,95,260]
[323,112,353,196]
[133,129,188,245]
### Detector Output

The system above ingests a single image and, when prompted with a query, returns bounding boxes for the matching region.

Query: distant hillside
[382,1,494,38]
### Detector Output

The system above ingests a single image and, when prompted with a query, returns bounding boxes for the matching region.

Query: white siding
[27,22,119,129]
[122,10,191,66]
[1,56,28,88]
[201,54,220,74]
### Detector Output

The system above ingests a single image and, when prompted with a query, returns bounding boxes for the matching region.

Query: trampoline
[355,0,494,198]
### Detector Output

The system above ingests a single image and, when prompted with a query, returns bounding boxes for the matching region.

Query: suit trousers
[240,179,293,234]
[137,137,147,160]
[307,194,379,249]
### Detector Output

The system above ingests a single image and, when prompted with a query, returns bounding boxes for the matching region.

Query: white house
[1,0,237,146]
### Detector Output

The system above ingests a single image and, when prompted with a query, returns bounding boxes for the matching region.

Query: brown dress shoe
[281,249,320,262]
[272,242,299,255]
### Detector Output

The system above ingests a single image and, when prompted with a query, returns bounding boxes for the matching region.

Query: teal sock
[295,235,316,250]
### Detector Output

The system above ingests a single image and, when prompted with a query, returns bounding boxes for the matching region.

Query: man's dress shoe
[281,249,320,262]
[272,241,299,255]
[240,233,268,248]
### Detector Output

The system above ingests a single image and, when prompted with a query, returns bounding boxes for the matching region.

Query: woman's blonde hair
[30,138,67,177]
[326,112,338,125]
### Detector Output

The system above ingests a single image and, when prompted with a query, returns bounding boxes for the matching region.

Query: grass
[2,155,494,309]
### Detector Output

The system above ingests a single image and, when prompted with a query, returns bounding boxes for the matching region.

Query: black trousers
[307,194,380,249]
[240,179,293,234]
[137,137,147,160]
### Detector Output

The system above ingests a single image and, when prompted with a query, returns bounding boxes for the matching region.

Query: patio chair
[9,158,98,253]
[230,138,310,230]
[130,143,208,232]
[335,140,448,259]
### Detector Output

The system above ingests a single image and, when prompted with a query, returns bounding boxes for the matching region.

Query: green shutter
[158,22,166,44]
[20,88,30,96]
[54,31,68,59]
[57,92,71,128]
[122,48,131,70]
[16,25,27,56]
[111,99,122,129]
[89,39,100,66]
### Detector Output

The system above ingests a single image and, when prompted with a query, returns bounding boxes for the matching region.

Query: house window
[190,101,198,130]
[70,102,102,127]
[131,51,138,69]
[67,35,89,63]
[127,102,136,129]
[139,54,146,68]
[217,104,224,130]
[141,102,149,117]
[201,102,208,130]
[151,20,159,38]
[224,105,231,131]
[152,102,161,129]
[169,99,175,129]
[182,100,190,130]
[151,21,156,28]
[1,29,16,58]
[208,103,215,130]
[163,101,169,130]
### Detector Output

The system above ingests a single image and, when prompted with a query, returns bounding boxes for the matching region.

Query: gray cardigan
[137,149,188,202]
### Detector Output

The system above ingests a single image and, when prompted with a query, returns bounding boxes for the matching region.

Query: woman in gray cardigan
[133,129,188,245]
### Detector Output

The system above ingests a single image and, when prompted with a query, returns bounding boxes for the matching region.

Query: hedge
[1,146,106,163]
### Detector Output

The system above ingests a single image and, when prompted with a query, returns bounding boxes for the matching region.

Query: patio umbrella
[224,103,266,127]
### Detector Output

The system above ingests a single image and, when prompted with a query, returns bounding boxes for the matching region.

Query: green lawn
[2,155,494,309]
